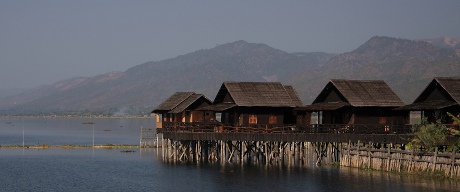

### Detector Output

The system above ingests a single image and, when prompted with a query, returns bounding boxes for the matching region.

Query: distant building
[198,82,303,128]
[296,79,407,133]
[151,92,212,128]
[398,77,460,124]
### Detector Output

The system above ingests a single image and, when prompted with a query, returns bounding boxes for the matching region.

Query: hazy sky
[1,0,460,90]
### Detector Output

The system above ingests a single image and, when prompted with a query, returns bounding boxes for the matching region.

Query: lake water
[1,117,459,192]
[0,117,153,146]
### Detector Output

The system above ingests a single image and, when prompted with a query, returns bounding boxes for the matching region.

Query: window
[269,115,277,124]
[379,117,386,124]
[249,114,257,124]
[409,111,422,125]
[215,113,222,122]
[156,114,162,123]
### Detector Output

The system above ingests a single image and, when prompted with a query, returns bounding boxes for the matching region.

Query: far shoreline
[0,115,153,119]
[0,144,158,149]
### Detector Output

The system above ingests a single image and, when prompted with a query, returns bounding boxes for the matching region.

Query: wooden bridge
[146,123,459,170]
[157,123,418,144]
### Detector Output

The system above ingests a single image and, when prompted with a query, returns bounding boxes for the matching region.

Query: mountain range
[1,36,459,116]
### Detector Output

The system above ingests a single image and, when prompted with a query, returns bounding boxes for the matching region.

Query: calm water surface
[0,117,458,192]
[0,117,154,146]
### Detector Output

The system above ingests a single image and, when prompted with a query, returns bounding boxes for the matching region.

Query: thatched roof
[329,79,404,107]
[213,82,303,108]
[169,94,210,113]
[301,79,404,111]
[152,92,211,113]
[398,77,460,110]
[419,77,460,104]
[284,85,304,107]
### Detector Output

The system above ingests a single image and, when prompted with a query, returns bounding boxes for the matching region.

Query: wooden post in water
[347,140,351,167]
[240,141,244,164]
[433,147,438,172]
[265,142,269,164]
[386,144,391,172]
[450,147,456,177]
[356,140,360,167]
[368,141,372,169]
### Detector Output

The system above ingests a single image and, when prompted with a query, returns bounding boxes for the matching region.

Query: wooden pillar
[356,140,360,167]
[450,146,456,177]
[347,140,351,167]
[265,142,269,165]
[386,143,391,172]
[433,147,438,172]
[368,141,372,169]
[240,141,244,164]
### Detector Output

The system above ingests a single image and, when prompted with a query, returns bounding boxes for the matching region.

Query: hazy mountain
[1,36,459,116]
[288,36,460,103]
[0,40,334,115]
[422,36,460,50]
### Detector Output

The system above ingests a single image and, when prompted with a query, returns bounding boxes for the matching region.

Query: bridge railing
[159,122,425,134]
[159,122,460,134]
[296,124,414,134]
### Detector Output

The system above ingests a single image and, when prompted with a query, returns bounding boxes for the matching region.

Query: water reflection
[1,118,459,191]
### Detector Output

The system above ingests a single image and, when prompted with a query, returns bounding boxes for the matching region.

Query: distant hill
[0,40,334,115]
[288,36,460,103]
[1,36,459,116]
[422,36,460,50]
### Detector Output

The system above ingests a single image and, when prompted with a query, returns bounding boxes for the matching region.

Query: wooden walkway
[161,132,412,144]
[152,123,460,177]
[156,123,459,145]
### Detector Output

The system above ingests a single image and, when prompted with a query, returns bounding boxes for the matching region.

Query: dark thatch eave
[196,103,237,112]
[296,102,350,111]
[396,100,458,110]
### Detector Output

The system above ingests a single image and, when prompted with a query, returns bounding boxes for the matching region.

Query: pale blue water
[0,117,154,146]
[0,117,458,191]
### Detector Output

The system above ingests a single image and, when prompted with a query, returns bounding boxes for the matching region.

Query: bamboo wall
[340,141,460,178]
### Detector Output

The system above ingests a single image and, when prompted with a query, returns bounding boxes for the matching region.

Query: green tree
[447,112,460,152]
[409,118,448,152]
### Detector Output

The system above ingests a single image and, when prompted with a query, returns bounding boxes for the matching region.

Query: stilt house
[152,92,212,128]
[198,82,303,129]
[398,77,460,124]
[296,79,407,133]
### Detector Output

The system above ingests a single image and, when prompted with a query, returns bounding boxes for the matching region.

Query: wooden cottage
[398,77,460,124]
[296,79,407,133]
[151,92,212,128]
[198,82,303,129]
